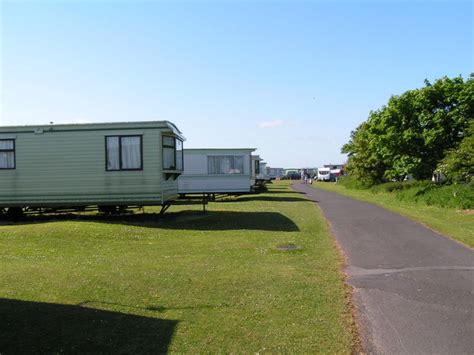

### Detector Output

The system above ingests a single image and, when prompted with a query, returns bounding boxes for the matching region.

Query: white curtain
[106,137,120,170]
[0,140,14,168]
[0,140,13,150]
[232,156,244,174]
[176,139,183,170]
[162,136,177,170]
[208,156,244,174]
[208,156,218,174]
[0,152,14,168]
[121,136,141,169]
[163,147,175,169]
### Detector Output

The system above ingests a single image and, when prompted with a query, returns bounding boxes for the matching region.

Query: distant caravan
[178,148,257,196]
[266,167,284,180]
[317,166,344,182]
[317,167,332,181]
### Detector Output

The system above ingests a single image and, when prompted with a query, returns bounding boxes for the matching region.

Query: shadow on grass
[80,300,231,313]
[0,298,177,354]
[162,211,300,231]
[231,196,315,203]
[1,211,300,232]
[267,191,307,194]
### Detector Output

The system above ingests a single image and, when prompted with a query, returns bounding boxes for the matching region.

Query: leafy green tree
[342,75,473,184]
[437,120,474,183]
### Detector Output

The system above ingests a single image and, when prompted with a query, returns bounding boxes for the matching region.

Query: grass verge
[0,182,356,353]
[312,181,474,248]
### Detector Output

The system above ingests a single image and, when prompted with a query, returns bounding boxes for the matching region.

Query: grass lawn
[0,182,356,353]
[312,181,474,248]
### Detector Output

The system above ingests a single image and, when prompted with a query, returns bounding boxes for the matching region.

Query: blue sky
[1,0,472,167]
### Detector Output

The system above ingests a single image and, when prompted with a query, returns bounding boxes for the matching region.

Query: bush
[406,182,474,209]
[370,180,428,193]
[437,120,474,183]
[336,176,373,189]
[339,178,474,209]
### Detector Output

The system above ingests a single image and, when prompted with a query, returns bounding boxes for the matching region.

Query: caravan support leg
[159,203,171,215]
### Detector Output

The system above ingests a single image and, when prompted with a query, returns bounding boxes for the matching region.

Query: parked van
[317,167,331,181]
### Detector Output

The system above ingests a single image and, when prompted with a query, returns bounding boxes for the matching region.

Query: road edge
[291,183,364,354]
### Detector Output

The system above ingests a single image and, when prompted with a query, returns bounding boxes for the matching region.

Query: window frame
[105,135,143,171]
[208,155,245,175]
[175,138,184,171]
[162,135,184,171]
[254,160,260,174]
[0,139,16,170]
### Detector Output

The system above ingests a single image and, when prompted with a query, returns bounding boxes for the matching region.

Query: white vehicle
[317,167,331,181]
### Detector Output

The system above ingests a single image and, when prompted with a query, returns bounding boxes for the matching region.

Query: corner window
[106,135,143,171]
[0,139,15,169]
[176,139,183,170]
[208,156,245,175]
[162,136,183,170]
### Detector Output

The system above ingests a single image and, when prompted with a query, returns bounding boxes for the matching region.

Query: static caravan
[266,167,284,180]
[317,167,331,181]
[0,121,185,215]
[257,161,269,182]
[178,148,256,195]
[251,155,262,185]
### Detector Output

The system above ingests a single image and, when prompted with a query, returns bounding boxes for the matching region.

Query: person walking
[302,169,308,184]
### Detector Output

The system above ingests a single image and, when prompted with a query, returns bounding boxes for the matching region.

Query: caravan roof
[0,120,186,141]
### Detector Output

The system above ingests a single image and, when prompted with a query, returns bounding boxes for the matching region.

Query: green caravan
[0,121,185,215]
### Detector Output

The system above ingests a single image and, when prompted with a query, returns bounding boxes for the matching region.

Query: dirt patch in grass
[276,243,302,251]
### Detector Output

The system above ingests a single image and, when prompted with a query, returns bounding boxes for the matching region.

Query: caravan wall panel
[0,126,177,207]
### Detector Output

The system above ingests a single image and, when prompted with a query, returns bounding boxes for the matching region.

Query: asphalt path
[292,183,474,354]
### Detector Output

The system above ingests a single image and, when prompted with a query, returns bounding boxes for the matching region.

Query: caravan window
[0,139,15,169]
[162,136,183,170]
[255,160,260,174]
[208,156,245,175]
[176,139,183,170]
[106,135,143,171]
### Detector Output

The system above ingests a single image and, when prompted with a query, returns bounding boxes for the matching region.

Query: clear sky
[1,0,472,168]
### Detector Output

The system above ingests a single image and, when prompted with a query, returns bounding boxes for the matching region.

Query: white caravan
[251,155,262,185]
[266,167,284,180]
[317,167,331,181]
[178,148,256,195]
[258,161,269,181]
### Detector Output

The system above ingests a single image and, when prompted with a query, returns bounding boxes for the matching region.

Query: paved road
[292,183,474,354]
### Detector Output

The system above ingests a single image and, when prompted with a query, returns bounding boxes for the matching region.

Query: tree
[437,120,474,183]
[342,75,473,184]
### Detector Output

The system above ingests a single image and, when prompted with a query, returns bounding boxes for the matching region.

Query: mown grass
[0,182,356,353]
[312,181,474,248]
